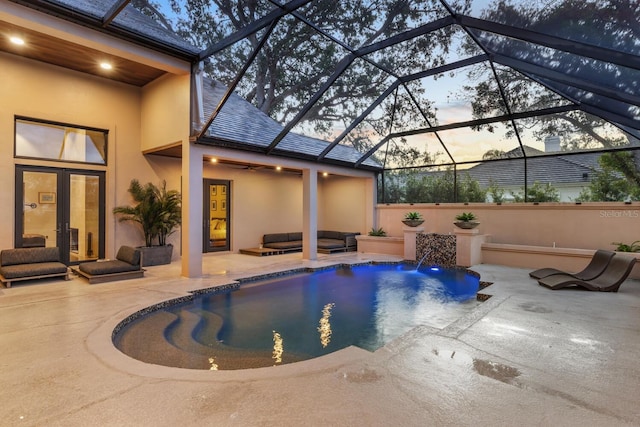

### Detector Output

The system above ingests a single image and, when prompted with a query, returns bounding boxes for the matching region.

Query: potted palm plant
[113,179,181,266]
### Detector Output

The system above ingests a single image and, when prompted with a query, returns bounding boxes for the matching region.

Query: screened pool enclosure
[13,0,640,203]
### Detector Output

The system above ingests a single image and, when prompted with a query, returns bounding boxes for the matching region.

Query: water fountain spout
[416,250,432,271]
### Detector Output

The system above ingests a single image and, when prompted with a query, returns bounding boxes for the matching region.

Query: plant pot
[402,219,424,227]
[138,244,173,266]
[454,221,479,229]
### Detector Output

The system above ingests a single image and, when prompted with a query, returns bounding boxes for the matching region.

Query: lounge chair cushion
[1,247,61,266]
[0,247,68,285]
[116,245,141,266]
[0,262,68,279]
[79,246,141,276]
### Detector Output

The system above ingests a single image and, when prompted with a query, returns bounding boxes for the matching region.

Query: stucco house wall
[0,52,184,257]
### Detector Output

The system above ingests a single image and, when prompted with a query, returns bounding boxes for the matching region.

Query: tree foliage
[463,1,640,201]
[511,181,560,203]
[380,169,486,203]
[578,152,640,202]
[154,0,468,167]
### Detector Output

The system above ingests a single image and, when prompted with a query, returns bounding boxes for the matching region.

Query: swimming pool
[114,263,481,370]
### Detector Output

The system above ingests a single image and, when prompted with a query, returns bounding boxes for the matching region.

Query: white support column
[181,141,203,277]
[302,168,318,260]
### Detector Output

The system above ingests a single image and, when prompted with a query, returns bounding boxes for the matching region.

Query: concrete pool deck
[1,252,639,426]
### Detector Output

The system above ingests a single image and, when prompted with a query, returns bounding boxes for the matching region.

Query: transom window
[15,117,108,165]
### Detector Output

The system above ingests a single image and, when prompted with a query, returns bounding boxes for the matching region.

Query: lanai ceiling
[3,0,639,171]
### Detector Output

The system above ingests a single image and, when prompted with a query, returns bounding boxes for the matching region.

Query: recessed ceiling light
[276,166,282,171]
[210,158,217,163]
[100,62,113,70]
[322,172,328,177]
[10,36,25,45]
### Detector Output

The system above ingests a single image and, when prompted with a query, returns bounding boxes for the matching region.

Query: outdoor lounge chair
[72,246,144,284]
[537,254,637,292]
[528,249,615,280]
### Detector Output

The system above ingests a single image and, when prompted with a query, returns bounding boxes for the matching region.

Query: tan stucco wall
[376,202,640,251]
[319,175,370,234]
[141,74,190,151]
[203,162,303,250]
[201,159,375,252]
[0,52,183,256]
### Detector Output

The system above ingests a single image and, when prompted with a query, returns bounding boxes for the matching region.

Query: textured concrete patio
[1,252,639,426]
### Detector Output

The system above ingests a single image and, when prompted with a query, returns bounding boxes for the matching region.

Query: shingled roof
[465,151,603,187]
[201,79,382,169]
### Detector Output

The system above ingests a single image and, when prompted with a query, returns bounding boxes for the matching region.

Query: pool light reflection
[318,302,336,348]
[272,331,283,364]
[208,357,219,370]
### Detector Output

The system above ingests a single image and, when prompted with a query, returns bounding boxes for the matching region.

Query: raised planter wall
[355,235,403,256]
[375,202,640,277]
[482,243,640,279]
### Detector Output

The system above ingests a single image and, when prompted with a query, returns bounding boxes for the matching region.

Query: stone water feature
[416,233,457,267]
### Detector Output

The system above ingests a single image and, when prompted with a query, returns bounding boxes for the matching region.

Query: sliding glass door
[15,166,105,265]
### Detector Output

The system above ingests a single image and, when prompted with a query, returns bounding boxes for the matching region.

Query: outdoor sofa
[0,247,69,288]
[72,246,144,284]
[262,230,359,254]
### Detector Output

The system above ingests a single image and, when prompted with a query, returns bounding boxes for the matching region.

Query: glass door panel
[21,171,58,248]
[68,173,101,262]
[204,179,230,252]
[16,166,105,265]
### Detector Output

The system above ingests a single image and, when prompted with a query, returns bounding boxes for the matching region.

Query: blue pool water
[114,264,481,370]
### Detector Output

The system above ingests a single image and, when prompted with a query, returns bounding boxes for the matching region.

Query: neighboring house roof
[466,147,604,187]
[201,79,382,169]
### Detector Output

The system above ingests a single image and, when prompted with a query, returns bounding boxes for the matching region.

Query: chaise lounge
[537,254,637,292]
[72,246,144,284]
[529,249,615,280]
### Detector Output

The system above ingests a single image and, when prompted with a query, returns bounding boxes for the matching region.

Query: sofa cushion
[288,232,303,241]
[1,247,60,266]
[79,260,140,275]
[116,246,140,266]
[263,233,290,244]
[0,262,68,279]
[263,241,302,250]
[317,239,344,249]
[318,230,343,241]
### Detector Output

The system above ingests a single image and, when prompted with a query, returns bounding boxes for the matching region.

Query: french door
[15,166,105,265]
[203,179,230,252]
